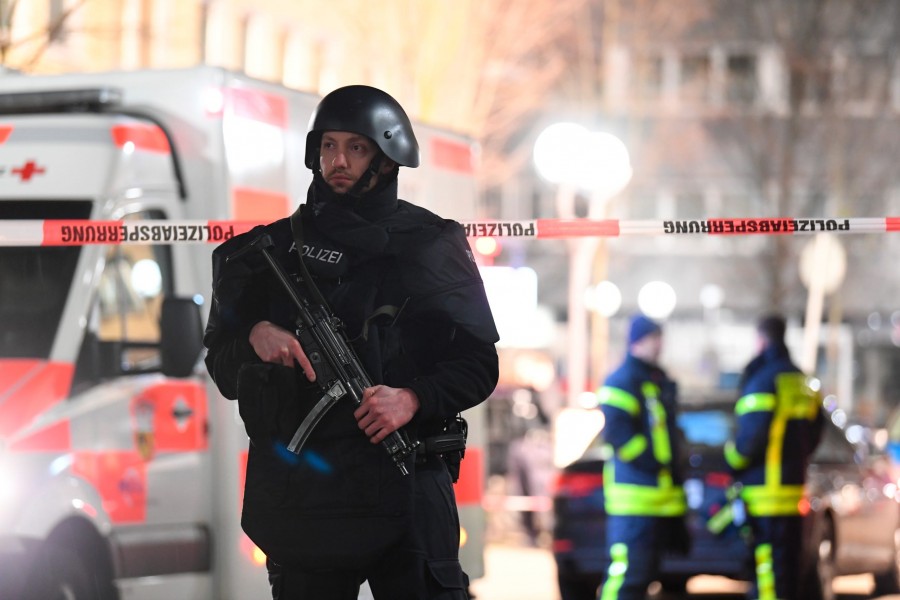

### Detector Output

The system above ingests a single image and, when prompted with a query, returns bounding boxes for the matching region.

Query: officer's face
[319,131,396,194]
[632,332,663,364]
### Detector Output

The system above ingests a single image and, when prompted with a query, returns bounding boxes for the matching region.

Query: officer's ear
[379,158,398,175]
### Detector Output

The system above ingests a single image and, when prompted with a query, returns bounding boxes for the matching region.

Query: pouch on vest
[236,362,413,570]
[236,362,311,448]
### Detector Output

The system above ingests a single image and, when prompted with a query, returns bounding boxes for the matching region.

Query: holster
[417,415,468,482]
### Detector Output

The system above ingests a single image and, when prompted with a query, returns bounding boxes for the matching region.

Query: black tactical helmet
[305,85,420,169]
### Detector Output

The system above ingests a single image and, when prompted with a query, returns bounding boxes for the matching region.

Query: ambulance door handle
[173,405,194,419]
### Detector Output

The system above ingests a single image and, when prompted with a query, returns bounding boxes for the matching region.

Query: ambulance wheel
[25,546,96,600]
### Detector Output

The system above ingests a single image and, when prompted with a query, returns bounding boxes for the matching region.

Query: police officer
[204,85,499,599]
[724,314,823,600]
[597,314,687,600]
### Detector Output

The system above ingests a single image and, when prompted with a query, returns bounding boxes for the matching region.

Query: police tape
[0,217,898,246]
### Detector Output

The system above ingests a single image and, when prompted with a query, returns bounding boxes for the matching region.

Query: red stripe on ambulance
[73,450,147,523]
[132,381,209,453]
[888,217,900,232]
[233,187,290,222]
[0,360,73,437]
[8,419,71,452]
[226,88,289,129]
[111,124,171,153]
[0,125,12,144]
[431,138,474,174]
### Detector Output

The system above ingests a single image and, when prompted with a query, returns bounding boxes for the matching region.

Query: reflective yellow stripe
[755,543,777,600]
[775,372,821,419]
[598,386,641,416]
[617,434,647,462]
[600,543,628,600]
[642,382,672,465]
[724,440,750,470]
[742,485,804,516]
[603,463,687,515]
[736,392,776,415]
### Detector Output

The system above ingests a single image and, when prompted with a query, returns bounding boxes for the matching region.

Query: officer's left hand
[355,386,420,444]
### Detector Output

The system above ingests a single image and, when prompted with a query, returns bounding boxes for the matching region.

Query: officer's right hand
[249,321,316,382]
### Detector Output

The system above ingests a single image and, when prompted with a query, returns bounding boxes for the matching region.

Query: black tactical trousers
[267,456,469,600]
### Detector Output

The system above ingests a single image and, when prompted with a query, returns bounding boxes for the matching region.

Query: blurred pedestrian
[724,314,824,600]
[596,314,688,600]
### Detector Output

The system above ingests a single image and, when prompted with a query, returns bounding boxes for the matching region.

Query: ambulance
[0,66,487,599]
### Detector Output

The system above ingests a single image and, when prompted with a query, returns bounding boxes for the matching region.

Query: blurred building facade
[483,1,900,422]
[4,0,900,422]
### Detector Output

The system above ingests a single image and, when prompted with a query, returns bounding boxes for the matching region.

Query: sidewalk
[469,543,560,600]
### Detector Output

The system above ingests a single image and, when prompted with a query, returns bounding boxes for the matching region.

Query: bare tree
[1,0,87,69]
[705,0,900,311]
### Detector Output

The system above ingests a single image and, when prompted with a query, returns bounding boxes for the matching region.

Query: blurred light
[578,391,600,409]
[637,281,677,319]
[831,409,848,428]
[823,394,839,412]
[192,294,205,306]
[873,428,888,450]
[845,424,864,445]
[576,132,632,197]
[512,353,555,391]
[131,259,163,298]
[480,266,554,348]
[71,498,98,518]
[554,408,605,468]
[699,284,724,309]
[533,123,632,196]
[533,122,589,185]
[459,526,468,548]
[808,377,821,392]
[799,233,846,294]
[585,280,622,317]
[868,312,882,330]
[252,546,267,567]
[473,237,500,258]
[224,118,285,172]
[203,87,226,117]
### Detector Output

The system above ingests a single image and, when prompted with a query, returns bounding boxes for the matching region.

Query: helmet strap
[346,152,384,198]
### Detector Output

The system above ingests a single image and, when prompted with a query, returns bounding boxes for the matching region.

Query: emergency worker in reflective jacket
[724,314,823,600]
[204,85,499,600]
[597,315,687,600]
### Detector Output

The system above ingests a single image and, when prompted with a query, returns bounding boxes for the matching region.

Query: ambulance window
[0,200,90,359]
[95,211,174,372]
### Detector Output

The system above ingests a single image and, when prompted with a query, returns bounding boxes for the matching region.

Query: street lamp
[534,123,632,407]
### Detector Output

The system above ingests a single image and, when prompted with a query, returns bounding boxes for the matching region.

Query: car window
[677,409,734,447]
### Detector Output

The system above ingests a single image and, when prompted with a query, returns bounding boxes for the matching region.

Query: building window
[681,54,711,105]
[675,190,705,220]
[802,55,833,107]
[725,54,757,106]
[632,53,664,103]
[844,52,889,106]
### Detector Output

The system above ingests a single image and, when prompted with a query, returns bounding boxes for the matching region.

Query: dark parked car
[551,395,900,600]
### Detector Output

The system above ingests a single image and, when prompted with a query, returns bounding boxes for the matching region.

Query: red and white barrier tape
[0,217,898,246]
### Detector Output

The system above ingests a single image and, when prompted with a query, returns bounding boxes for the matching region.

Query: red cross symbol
[12,160,46,182]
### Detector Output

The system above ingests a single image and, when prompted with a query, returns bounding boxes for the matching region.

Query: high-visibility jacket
[598,354,686,517]
[724,344,824,517]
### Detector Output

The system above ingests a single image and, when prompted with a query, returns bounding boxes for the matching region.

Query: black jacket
[202,176,499,568]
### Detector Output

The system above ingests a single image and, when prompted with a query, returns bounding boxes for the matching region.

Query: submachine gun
[227,233,419,476]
